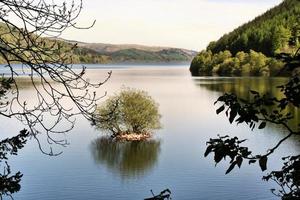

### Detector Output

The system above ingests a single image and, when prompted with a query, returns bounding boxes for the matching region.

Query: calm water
[1,65,299,200]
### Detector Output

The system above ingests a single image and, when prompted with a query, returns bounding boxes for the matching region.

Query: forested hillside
[208,0,300,56]
[0,22,110,64]
[108,48,195,63]
[190,0,300,76]
[0,23,195,65]
[63,39,196,64]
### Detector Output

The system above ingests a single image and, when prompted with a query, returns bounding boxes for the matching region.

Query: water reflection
[193,77,288,98]
[14,77,55,90]
[90,137,161,179]
[193,77,300,130]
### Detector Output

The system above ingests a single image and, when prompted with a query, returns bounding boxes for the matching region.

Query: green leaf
[258,122,267,129]
[259,156,268,171]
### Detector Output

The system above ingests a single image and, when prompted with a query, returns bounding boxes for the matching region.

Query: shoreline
[115,133,152,141]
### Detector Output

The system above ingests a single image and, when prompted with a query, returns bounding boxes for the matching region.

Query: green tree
[236,51,247,63]
[190,50,213,76]
[267,58,285,76]
[290,23,300,46]
[272,25,292,54]
[190,50,285,77]
[216,57,235,75]
[95,88,161,137]
[248,50,268,75]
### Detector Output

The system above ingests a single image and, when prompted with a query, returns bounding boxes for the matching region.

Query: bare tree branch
[0,0,110,154]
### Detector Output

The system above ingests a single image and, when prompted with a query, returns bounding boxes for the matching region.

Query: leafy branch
[0,129,30,199]
[205,75,300,199]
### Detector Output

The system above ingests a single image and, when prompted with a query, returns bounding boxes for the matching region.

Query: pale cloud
[61,0,283,50]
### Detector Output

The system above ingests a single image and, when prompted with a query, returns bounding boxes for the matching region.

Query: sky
[60,0,283,51]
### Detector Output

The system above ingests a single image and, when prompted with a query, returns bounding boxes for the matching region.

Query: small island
[94,88,161,141]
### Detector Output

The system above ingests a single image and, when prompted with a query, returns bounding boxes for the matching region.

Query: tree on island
[205,72,300,199]
[0,0,109,198]
[95,88,161,140]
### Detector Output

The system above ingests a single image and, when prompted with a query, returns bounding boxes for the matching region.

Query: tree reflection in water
[193,77,299,130]
[90,137,161,179]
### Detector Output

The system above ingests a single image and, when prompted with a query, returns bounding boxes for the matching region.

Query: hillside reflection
[193,77,299,130]
[90,137,161,179]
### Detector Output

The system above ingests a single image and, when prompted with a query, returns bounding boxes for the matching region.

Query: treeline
[207,0,300,56]
[72,48,111,64]
[190,50,284,76]
[109,48,194,63]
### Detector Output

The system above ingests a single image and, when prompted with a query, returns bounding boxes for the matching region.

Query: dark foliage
[205,74,300,199]
[0,129,29,160]
[144,189,172,200]
[0,129,29,198]
[263,155,300,199]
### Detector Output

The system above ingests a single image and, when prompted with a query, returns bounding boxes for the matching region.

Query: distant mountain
[59,39,197,64]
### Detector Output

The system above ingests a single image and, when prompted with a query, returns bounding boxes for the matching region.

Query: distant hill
[190,0,300,77]
[57,39,197,64]
[0,22,197,65]
[68,40,174,53]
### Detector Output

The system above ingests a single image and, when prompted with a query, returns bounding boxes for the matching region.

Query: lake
[1,64,299,200]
